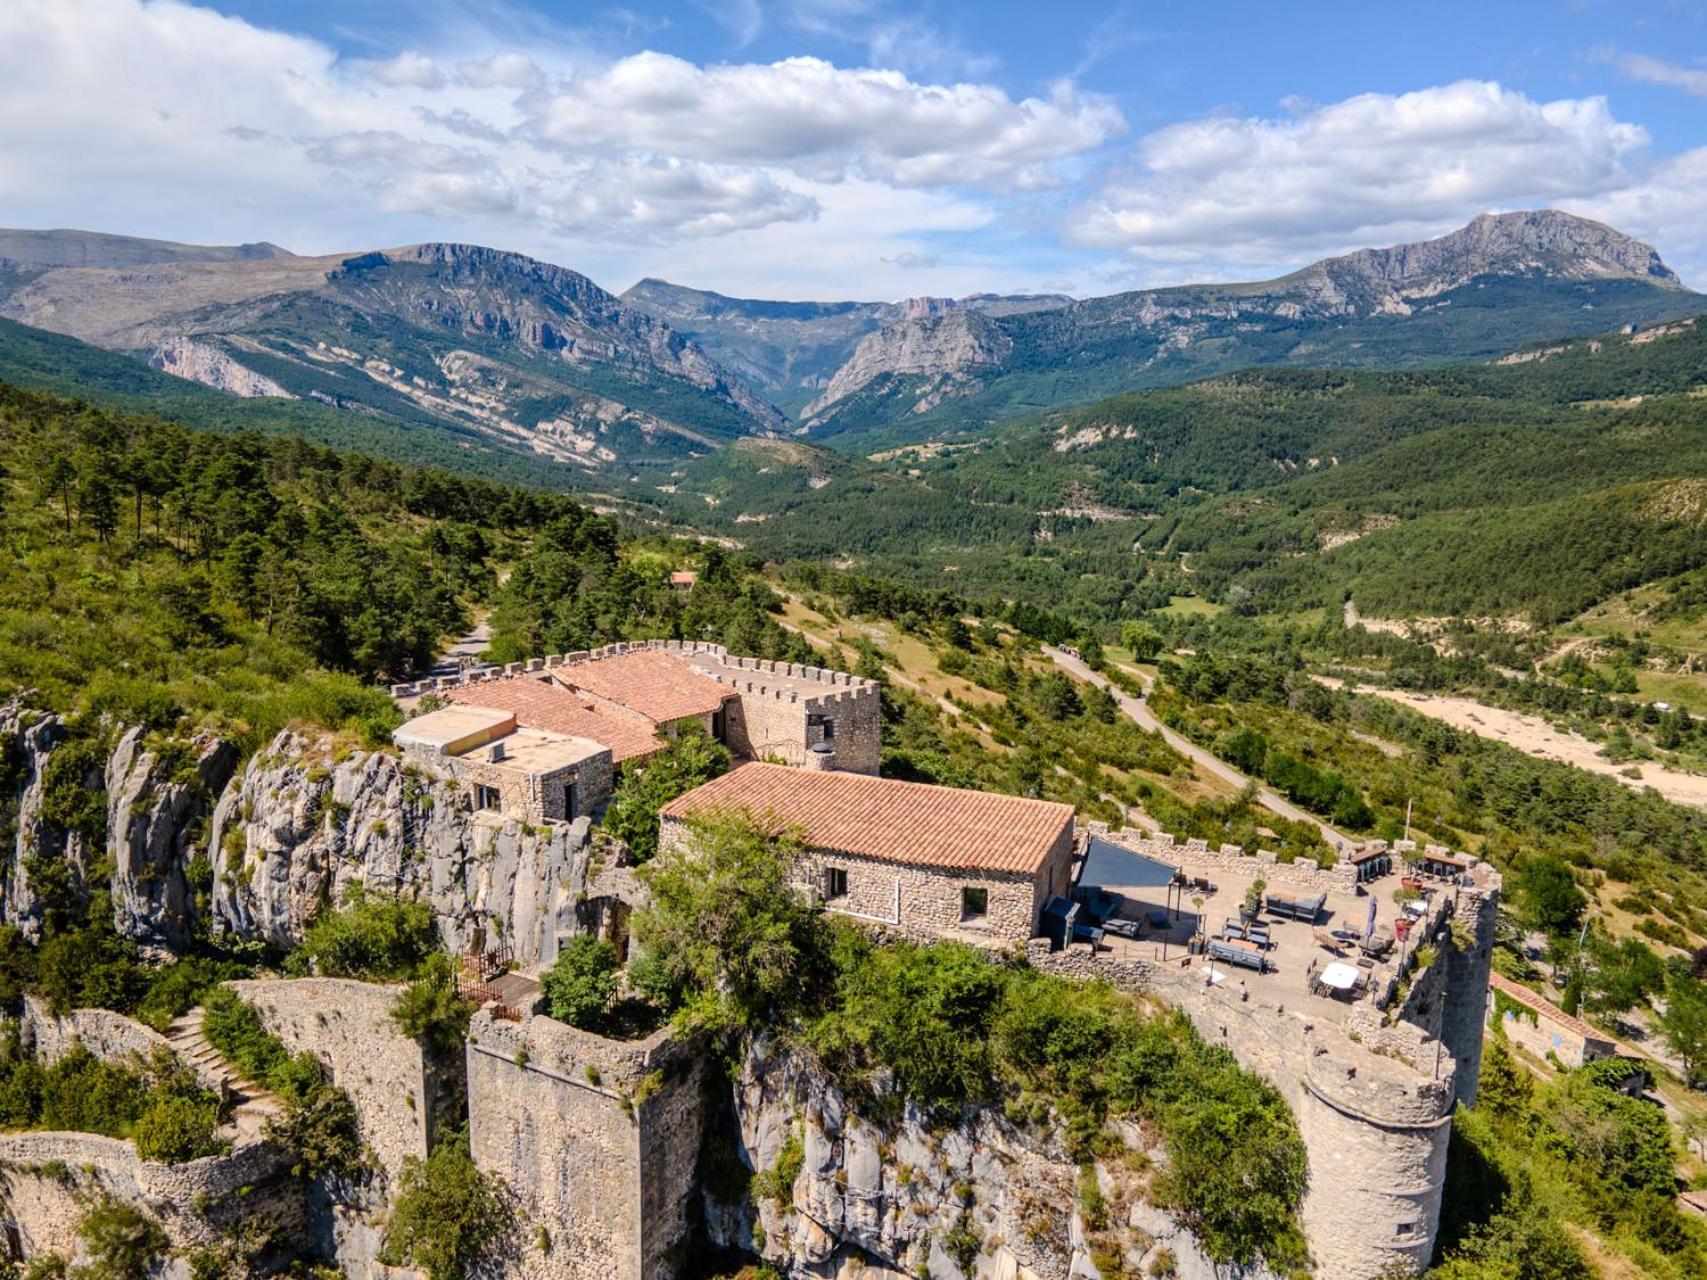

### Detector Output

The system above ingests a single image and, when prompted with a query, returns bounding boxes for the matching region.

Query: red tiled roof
[1489,972,1610,1044]
[659,762,1074,876]
[446,677,664,763]
[556,650,731,724]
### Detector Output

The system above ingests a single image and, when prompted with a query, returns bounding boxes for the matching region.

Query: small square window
[474,784,502,812]
[825,867,848,900]
[961,886,988,921]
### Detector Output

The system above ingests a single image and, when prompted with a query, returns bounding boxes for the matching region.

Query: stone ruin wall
[227,979,436,1184]
[464,1009,706,1280]
[0,1001,300,1269]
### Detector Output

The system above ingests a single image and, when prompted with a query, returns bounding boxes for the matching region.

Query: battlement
[390,639,880,706]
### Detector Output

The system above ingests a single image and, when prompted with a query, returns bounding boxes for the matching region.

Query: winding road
[1042,645,1352,849]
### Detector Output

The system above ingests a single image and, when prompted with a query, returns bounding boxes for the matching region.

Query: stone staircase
[164,1007,283,1142]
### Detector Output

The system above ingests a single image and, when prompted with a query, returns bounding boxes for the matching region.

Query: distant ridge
[0,228,292,269]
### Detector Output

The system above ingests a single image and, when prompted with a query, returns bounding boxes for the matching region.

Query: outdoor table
[1319,961,1360,992]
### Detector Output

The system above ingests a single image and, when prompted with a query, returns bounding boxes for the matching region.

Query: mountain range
[0,210,1699,481]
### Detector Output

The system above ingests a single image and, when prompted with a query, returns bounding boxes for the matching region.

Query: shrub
[390,953,474,1056]
[600,724,730,863]
[379,1131,509,1280]
[298,884,437,981]
[77,1195,167,1280]
[541,937,619,1030]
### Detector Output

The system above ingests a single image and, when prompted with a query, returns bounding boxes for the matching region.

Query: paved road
[1043,645,1351,849]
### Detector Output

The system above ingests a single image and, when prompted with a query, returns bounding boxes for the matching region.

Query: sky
[2,0,1706,300]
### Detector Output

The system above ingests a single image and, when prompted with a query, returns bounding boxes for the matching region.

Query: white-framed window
[961,885,988,922]
[825,866,849,900]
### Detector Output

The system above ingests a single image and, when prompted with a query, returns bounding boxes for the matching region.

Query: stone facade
[228,979,438,1183]
[465,1009,707,1280]
[390,641,883,777]
[422,742,613,827]
[1488,972,1616,1069]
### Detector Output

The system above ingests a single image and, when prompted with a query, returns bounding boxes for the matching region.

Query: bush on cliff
[294,884,438,982]
[390,952,474,1056]
[379,1129,509,1280]
[541,936,620,1030]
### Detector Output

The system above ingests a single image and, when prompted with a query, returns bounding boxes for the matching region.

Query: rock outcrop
[210,729,590,965]
[148,335,294,398]
[106,726,239,949]
[2,704,79,942]
[805,302,1012,416]
[721,1039,1255,1280]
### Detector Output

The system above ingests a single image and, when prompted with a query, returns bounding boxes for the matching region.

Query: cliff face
[805,305,1012,416]
[720,1039,1252,1280]
[1,706,590,967]
[147,335,294,398]
[209,729,589,965]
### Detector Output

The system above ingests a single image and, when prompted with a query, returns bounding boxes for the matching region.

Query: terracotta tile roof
[446,677,664,763]
[556,649,732,724]
[660,762,1074,876]
[1489,972,1610,1044]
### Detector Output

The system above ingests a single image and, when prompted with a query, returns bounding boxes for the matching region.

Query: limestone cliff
[720,1038,1259,1280]
[148,335,294,398]
[210,729,590,966]
[1,705,589,966]
[804,303,1012,417]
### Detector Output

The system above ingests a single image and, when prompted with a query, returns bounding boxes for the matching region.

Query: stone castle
[0,642,1499,1279]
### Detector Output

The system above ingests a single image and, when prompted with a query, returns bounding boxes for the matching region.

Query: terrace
[1051,832,1489,1027]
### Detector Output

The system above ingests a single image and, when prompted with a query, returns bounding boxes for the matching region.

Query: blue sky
[3,0,1706,298]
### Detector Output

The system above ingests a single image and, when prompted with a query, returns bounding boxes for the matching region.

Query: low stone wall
[0,1130,295,1263]
[1080,823,1359,892]
[228,979,434,1182]
[18,998,230,1091]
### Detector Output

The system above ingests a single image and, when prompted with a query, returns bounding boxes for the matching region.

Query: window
[820,717,836,742]
[824,867,848,900]
[474,784,501,813]
[561,781,576,822]
[961,886,988,922]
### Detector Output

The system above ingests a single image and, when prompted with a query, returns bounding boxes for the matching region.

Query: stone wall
[228,979,434,1183]
[465,1009,706,1280]
[440,747,612,825]
[1026,937,1459,1279]
[17,998,228,1094]
[1079,822,1359,892]
[210,729,595,969]
[0,1131,297,1265]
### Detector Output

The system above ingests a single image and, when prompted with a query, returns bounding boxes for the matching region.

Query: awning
[1077,836,1179,891]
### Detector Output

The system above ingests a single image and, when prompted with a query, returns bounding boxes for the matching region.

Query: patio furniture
[1146,909,1171,929]
[1102,916,1142,941]
[1206,936,1268,973]
[1313,927,1345,954]
[1359,930,1394,957]
[1266,891,1326,923]
[1071,922,1105,949]
[1318,961,1360,994]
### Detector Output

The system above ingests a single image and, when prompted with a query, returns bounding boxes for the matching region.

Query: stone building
[391,641,883,825]
[1488,971,1617,1068]
[659,762,1076,947]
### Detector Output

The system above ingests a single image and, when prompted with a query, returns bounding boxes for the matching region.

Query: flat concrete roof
[394,704,514,753]
[456,726,606,774]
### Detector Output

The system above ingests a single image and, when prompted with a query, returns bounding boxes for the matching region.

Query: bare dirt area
[1358,688,1707,807]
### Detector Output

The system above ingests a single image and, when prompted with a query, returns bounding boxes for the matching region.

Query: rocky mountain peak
[1312,209,1682,300]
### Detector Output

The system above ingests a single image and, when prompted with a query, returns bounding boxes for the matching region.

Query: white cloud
[525,52,1123,189]
[1068,81,1652,271]
[454,51,544,90]
[368,50,447,90]
[1614,53,1707,98]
